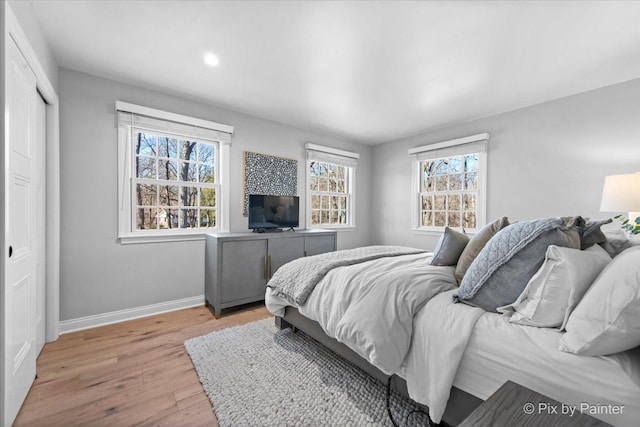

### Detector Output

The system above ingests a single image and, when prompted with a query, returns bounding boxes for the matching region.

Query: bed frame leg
[275,316,293,330]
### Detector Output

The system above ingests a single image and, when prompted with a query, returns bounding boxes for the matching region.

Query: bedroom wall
[372,77,640,250]
[58,68,373,321]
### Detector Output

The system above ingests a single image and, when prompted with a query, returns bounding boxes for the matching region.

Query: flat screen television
[248,194,299,231]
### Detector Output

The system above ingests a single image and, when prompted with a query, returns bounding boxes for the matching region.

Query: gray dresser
[205,230,337,316]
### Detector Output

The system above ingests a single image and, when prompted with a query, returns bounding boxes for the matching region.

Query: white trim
[411,228,478,237]
[305,143,359,159]
[6,4,60,343]
[410,158,420,231]
[59,295,205,334]
[408,132,489,155]
[478,150,488,227]
[349,165,356,228]
[119,233,207,245]
[115,101,234,135]
[219,143,231,231]
[314,225,356,231]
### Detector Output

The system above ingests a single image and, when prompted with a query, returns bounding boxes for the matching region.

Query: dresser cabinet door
[304,235,336,256]
[221,239,268,303]
[268,237,304,277]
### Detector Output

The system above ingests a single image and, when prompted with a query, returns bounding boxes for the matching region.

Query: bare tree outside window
[133,131,218,231]
[309,161,351,226]
[419,154,479,230]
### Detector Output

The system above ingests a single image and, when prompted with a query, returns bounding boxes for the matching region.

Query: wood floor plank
[85,390,179,427]
[174,382,207,404]
[142,399,218,427]
[18,371,145,423]
[14,304,271,426]
[175,391,212,412]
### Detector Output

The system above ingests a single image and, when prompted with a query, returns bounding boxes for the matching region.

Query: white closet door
[35,94,46,356]
[4,38,38,426]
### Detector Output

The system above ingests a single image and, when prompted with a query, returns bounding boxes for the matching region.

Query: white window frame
[305,143,358,229]
[409,133,488,234]
[116,102,233,244]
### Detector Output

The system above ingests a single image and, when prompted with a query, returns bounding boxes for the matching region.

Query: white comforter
[266,250,640,425]
[266,253,458,375]
[266,252,488,424]
[404,289,485,422]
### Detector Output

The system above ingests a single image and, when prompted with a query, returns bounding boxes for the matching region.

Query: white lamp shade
[600,172,640,212]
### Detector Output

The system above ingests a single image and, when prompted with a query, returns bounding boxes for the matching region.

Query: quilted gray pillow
[454,217,581,312]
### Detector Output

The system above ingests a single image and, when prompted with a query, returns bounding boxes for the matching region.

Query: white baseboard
[59,295,205,334]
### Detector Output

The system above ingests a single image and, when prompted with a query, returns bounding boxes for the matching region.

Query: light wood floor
[14,304,272,427]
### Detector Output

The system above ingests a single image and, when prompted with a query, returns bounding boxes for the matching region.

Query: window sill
[412,228,442,236]
[412,228,477,236]
[309,225,356,232]
[119,231,226,245]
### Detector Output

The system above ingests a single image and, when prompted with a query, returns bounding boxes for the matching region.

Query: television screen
[248,195,299,230]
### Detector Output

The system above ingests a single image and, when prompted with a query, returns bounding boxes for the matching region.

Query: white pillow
[559,246,640,356]
[498,244,611,329]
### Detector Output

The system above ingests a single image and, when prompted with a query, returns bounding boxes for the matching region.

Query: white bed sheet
[450,310,640,426]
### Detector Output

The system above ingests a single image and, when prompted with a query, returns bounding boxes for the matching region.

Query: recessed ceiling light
[204,53,219,67]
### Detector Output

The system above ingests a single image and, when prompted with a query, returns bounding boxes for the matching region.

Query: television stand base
[252,228,284,233]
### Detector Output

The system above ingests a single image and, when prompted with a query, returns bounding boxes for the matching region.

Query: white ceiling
[30,1,640,144]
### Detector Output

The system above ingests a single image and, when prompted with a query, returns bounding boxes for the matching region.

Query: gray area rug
[184,318,425,426]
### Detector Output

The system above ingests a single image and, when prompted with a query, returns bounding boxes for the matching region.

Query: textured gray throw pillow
[454,217,581,312]
[579,218,612,249]
[454,217,510,283]
[430,227,469,266]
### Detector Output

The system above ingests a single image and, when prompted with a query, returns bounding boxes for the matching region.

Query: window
[117,102,233,243]
[410,134,487,232]
[133,133,217,230]
[306,143,358,228]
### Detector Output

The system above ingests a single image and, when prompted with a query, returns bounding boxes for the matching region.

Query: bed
[265,242,640,426]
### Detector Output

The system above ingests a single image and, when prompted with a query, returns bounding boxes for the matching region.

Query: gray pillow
[579,218,612,249]
[454,217,581,312]
[454,217,510,283]
[599,229,632,257]
[430,227,469,266]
